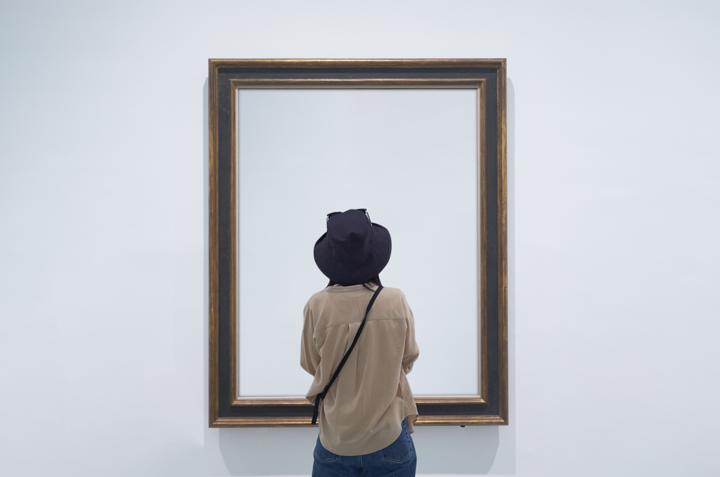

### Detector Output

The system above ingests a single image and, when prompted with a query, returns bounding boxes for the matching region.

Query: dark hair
[326,274,382,291]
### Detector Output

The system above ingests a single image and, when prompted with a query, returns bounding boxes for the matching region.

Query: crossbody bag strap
[312,284,383,425]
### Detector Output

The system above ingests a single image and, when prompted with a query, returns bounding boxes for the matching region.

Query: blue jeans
[312,417,417,476]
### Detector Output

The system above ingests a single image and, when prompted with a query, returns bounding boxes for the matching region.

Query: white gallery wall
[1,1,719,476]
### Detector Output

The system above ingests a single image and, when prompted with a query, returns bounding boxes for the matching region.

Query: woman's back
[301,281,420,457]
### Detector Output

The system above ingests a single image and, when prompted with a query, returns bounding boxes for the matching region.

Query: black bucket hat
[313,208,392,285]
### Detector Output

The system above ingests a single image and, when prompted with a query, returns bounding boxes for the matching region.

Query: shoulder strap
[312,284,383,425]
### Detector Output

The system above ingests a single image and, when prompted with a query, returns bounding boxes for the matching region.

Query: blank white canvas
[236,88,480,398]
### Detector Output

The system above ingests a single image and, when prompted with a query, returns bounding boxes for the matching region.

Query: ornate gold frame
[209,59,507,427]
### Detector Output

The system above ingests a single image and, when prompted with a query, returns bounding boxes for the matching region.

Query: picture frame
[208,58,508,427]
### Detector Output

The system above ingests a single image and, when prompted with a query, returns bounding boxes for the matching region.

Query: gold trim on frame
[228,78,487,409]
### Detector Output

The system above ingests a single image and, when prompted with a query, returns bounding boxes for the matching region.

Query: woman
[301,208,420,476]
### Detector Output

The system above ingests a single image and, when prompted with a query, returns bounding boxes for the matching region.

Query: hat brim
[313,222,391,285]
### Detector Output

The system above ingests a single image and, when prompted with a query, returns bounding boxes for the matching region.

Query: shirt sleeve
[401,292,420,374]
[300,300,320,376]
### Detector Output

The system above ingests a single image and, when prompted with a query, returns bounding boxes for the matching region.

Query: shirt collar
[326,282,378,292]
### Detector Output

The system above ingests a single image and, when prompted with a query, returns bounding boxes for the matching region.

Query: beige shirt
[300,282,420,456]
